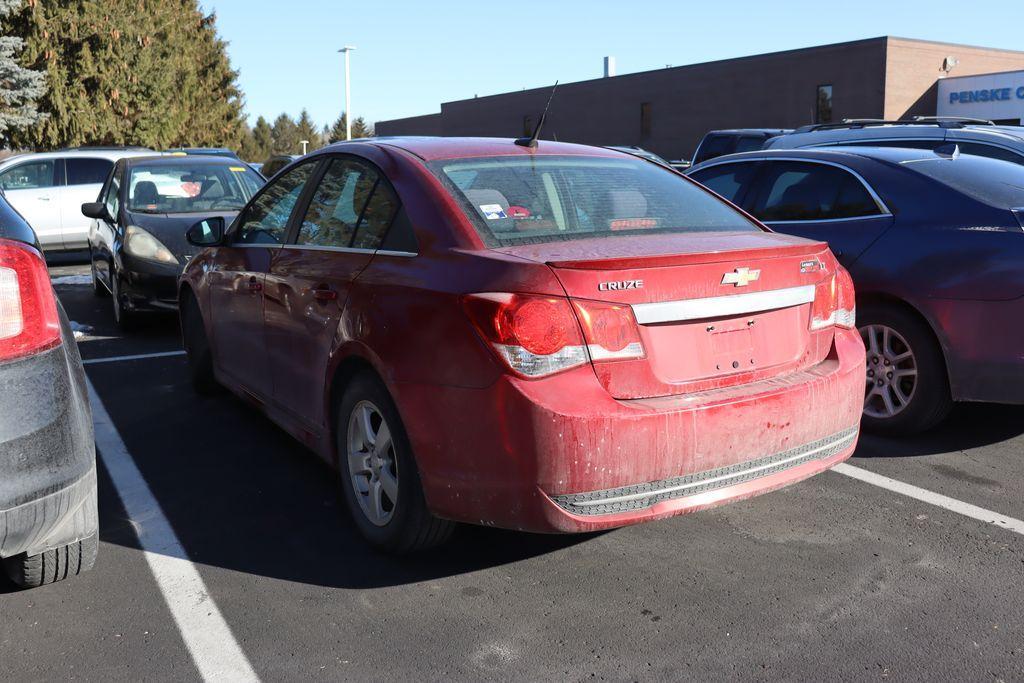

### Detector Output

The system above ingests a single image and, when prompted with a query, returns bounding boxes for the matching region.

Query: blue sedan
[688,146,1024,435]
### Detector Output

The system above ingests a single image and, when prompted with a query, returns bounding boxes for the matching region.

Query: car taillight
[0,239,61,362]
[810,267,856,331]
[571,299,645,361]
[462,293,588,377]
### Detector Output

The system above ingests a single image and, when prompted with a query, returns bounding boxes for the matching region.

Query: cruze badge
[721,267,760,287]
[599,279,644,291]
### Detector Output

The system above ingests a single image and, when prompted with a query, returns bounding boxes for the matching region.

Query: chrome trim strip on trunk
[631,284,815,325]
[550,426,858,516]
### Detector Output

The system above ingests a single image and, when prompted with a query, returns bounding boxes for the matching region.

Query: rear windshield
[905,154,1024,208]
[127,162,264,214]
[431,155,759,246]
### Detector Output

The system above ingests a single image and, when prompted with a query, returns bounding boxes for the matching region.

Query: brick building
[376,37,1024,161]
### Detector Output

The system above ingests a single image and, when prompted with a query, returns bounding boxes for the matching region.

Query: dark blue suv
[688,146,1024,435]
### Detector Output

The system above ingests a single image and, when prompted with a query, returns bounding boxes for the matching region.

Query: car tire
[181,294,220,395]
[90,253,108,298]
[859,304,952,436]
[110,270,136,331]
[336,371,454,553]
[3,533,98,589]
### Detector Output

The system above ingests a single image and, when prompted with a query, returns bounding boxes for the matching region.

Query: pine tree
[240,115,272,161]
[327,113,348,143]
[351,117,373,139]
[6,0,247,149]
[271,113,298,154]
[0,0,45,142]
[295,109,321,151]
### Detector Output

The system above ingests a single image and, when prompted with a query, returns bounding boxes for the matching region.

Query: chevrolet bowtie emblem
[721,267,760,287]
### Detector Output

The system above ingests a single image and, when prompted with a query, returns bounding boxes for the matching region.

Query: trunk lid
[496,232,840,399]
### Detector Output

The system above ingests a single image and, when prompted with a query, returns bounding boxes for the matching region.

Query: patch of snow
[70,321,94,340]
[51,274,93,286]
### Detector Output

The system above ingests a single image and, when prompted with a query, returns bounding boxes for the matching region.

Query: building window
[816,85,833,124]
[523,115,534,137]
[640,102,652,138]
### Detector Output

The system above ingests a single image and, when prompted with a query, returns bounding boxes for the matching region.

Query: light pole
[338,46,356,140]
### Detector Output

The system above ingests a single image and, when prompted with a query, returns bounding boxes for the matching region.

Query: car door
[91,163,124,290]
[264,156,401,430]
[62,157,115,249]
[0,159,63,250]
[208,159,319,400]
[745,160,894,268]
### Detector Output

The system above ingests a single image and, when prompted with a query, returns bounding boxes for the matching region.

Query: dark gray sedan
[0,196,97,588]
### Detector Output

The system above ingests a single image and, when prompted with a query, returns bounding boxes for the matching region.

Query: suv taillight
[462,293,589,377]
[810,267,856,331]
[0,239,60,362]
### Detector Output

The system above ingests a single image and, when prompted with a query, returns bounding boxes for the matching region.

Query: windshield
[431,155,759,246]
[904,154,1024,208]
[127,163,264,213]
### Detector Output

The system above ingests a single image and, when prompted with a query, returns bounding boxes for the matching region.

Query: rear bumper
[398,328,865,533]
[0,321,98,557]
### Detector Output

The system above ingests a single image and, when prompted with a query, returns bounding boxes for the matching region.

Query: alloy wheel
[861,324,918,419]
[346,400,399,527]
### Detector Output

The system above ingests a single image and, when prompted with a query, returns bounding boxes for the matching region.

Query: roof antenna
[515,81,558,148]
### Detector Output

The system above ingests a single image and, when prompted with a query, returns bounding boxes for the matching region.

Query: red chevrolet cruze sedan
[179,137,865,552]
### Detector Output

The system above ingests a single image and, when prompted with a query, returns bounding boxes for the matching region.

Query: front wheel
[90,252,108,298]
[110,270,136,331]
[859,305,952,436]
[336,372,454,553]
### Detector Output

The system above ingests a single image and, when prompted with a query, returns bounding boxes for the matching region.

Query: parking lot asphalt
[3,263,1023,682]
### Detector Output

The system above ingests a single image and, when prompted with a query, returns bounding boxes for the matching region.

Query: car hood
[126,211,239,257]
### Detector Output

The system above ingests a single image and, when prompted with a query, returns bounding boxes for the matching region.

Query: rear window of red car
[430,155,760,246]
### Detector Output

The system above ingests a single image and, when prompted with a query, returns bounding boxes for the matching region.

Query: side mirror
[81,202,109,220]
[186,216,225,247]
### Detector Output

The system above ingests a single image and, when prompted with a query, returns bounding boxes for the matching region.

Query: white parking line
[87,379,260,682]
[833,463,1024,536]
[83,350,187,365]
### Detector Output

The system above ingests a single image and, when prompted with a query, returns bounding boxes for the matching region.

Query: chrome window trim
[690,156,892,216]
[280,243,417,257]
[631,284,815,325]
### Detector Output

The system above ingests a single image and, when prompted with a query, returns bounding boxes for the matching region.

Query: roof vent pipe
[604,56,616,78]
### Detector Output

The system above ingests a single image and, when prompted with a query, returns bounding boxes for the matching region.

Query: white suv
[0,147,154,251]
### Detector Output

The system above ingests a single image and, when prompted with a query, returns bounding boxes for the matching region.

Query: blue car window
[754,161,881,222]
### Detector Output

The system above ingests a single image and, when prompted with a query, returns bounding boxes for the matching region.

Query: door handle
[312,285,337,302]
[247,278,263,293]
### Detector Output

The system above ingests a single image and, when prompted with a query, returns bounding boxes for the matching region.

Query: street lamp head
[338,46,357,53]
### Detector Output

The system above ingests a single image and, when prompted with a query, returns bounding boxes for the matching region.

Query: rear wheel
[859,305,951,436]
[336,372,454,553]
[181,294,219,395]
[3,533,98,588]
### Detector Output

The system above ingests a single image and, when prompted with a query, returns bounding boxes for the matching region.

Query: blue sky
[204,0,1024,130]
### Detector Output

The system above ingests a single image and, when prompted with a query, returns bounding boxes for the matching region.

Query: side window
[844,139,942,151]
[0,160,56,190]
[235,161,316,244]
[689,163,758,204]
[104,170,121,219]
[955,142,1024,166]
[733,136,766,154]
[295,157,399,251]
[352,179,398,250]
[296,159,376,248]
[66,158,114,186]
[753,162,882,222]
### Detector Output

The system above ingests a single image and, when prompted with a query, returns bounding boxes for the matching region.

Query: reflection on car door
[62,157,115,249]
[0,159,63,250]
[746,160,894,268]
[209,160,318,400]
[91,164,123,290]
[264,156,402,434]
